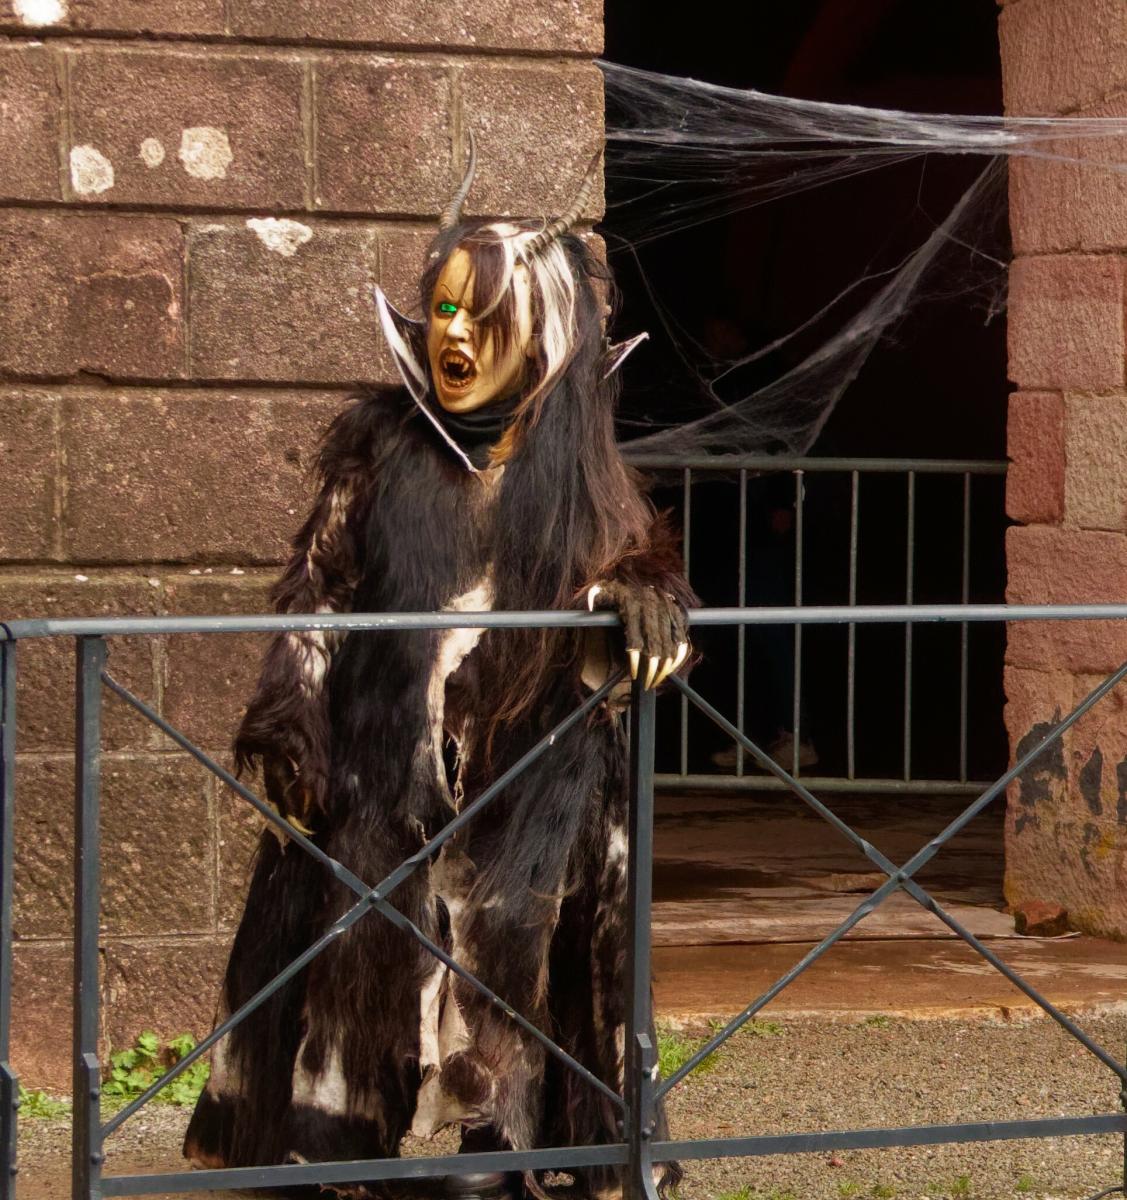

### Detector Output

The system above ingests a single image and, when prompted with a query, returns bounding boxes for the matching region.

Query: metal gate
[621,454,1009,795]
[1,602,1125,1199]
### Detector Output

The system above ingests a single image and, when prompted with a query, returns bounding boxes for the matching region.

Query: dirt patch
[16,1012,1126,1199]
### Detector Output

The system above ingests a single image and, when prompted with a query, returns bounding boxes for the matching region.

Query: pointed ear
[372,286,428,402]
[601,331,650,380]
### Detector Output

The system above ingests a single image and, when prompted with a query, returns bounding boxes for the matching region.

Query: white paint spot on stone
[246,217,313,258]
[69,145,114,195]
[13,0,66,26]
[139,137,165,168]
[178,126,232,181]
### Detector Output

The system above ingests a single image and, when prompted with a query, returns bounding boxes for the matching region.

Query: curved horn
[522,149,602,258]
[439,129,477,232]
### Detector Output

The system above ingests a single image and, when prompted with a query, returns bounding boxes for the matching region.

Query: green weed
[950,1175,973,1199]
[864,1015,892,1029]
[656,1024,719,1079]
[837,1182,862,1199]
[1015,1175,1035,1194]
[18,1085,70,1120]
[102,1031,210,1110]
[872,1185,895,1199]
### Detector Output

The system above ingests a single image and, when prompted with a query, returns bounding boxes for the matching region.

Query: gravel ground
[17,1011,1127,1200]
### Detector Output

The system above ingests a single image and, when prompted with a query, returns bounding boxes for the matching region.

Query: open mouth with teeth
[438,348,476,393]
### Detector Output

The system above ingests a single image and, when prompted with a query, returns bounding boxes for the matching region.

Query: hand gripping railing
[1,604,1127,1200]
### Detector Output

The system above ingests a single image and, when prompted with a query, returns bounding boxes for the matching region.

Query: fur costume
[184,157,693,1198]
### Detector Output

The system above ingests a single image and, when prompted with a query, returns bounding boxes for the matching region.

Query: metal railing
[622,454,1009,795]
[1,604,1125,1200]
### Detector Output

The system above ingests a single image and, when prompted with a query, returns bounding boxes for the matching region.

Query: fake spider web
[600,60,1127,457]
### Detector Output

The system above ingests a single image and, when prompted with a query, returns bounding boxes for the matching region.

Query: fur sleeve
[604,509,698,611]
[233,396,387,822]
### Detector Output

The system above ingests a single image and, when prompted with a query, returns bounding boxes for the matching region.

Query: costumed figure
[183,139,694,1200]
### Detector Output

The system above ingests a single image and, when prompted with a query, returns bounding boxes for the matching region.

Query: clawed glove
[586,581,690,690]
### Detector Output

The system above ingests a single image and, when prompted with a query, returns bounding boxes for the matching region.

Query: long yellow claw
[286,812,316,837]
[672,641,690,672]
[627,648,641,679]
[644,655,660,689]
[653,656,675,687]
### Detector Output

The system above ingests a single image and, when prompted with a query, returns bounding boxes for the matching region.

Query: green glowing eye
[439,301,458,315]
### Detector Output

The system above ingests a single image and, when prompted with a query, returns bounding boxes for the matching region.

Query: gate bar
[625,681,659,1198]
[1,643,17,1200]
[73,637,106,1200]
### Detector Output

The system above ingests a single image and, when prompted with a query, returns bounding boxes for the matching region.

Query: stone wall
[1000,0,1127,939]
[0,0,604,1086]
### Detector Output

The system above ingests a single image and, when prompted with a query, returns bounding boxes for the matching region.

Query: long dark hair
[421,222,688,750]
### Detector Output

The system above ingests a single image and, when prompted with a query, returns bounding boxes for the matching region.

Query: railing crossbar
[656,663,1127,1097]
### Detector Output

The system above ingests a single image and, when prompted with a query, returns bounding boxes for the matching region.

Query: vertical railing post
[1,641,18,1200]
[73,637,106,1200]
[625,681,658,1199]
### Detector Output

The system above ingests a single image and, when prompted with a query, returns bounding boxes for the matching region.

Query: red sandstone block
[187,219,389,383]
[314,60,451,215]
[1005,525,1127,672]
[67,47,306,209]
[229,0,601,54]
[0,212,185,380]
[13,753,214,939]
[1009,96,1127,254]
[11,942,72,1090]
[161,572,274,750]
[458,62,604,219]
[61,388,341,562]
[0,0,225,34]
[0,44,62,202]
[1000,0,1127,116]
[1002,663,1127,940]
[1064,394,1127,532]
[379,223,439,318]
[104,937,231,1055]
[0,390,61,560]
[0,573,161,751]
[1007,255,1123,392]
[1006,391,1064,525]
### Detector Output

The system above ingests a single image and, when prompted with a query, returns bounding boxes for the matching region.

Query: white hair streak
[469,222,580,409]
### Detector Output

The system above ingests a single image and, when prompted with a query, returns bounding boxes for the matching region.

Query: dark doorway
[605,0,1010,785]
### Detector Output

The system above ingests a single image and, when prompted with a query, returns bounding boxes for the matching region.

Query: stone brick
[0,44,62,202]
[161,572,274,751]
[11,942,72,1090]
[13,752,214,939]
[0,573,161,751]
[1007,254,1123,392]
[188,219,388,383]
[1004,663,1127,940]
[1009,96,1127,254]
[104,937,230,1053]
[378,222,438,318]
[0,389,60,560]
[67,48,306,209]
[61,389,341,562]
[315,60,451,215]
[1,0,225,34]
[1006,391,1064,525]
[0,212,185,380]
[1000,0,1127,116]
[1012,900,1070,937]
[1005,525,1127,673]
[457,62,604,219]
[229,0,602,54]
[1063,394,1127,532]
